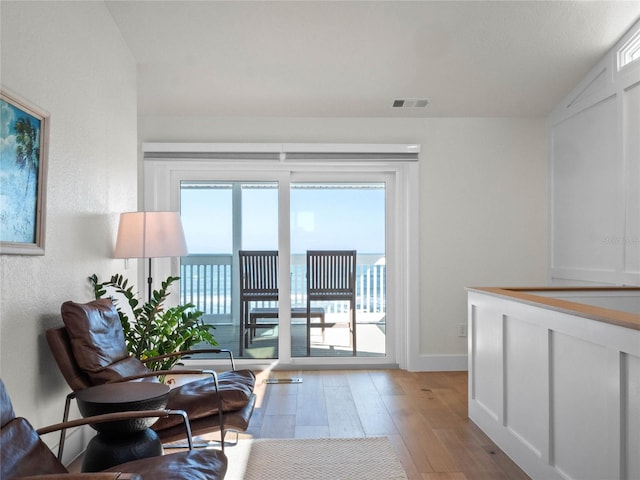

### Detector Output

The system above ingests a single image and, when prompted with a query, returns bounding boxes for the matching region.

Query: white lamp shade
[114,211,188,259]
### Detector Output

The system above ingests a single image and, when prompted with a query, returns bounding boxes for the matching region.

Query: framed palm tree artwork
[0,88,49,255]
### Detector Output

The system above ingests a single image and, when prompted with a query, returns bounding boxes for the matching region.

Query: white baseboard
[408,354,468,372]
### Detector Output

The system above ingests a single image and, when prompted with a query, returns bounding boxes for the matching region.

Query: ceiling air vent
[392,98,430,108]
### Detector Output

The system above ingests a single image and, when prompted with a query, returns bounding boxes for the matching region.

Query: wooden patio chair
[238,250,280,356]
[238,250,331,356]
[306,250,357,356]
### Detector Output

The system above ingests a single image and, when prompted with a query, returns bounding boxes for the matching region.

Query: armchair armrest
[104,369,219,385]
[141,348,236,371]
[48,409,193,461]
[16,474,142,480]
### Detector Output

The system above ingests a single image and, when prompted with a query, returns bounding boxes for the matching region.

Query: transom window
[618,29,640,70]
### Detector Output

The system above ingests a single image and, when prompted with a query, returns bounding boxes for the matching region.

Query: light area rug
[224,437,409,480]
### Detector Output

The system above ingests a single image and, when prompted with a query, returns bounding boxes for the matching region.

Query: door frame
[143,143,420,370]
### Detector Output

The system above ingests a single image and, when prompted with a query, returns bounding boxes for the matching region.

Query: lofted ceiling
[105,1,640,118]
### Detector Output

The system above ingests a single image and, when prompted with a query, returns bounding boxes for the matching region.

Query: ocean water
[180,260,386,316]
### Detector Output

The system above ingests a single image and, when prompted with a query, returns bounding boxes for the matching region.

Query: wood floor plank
[259,414,296,438]
[423,473,469,480]
[433,386,468,420]
[348,371,399,435]
[321,369,351,387]
[433,427,511,480]
[387,433,423,480]
[380,393,449,474]
[368,369,408,395]
[295,370,329,426]
[294,425,331,438]
[324,384,365,437]
[479,445,530,480]
[264,386,297,416]
[416,390,465,430]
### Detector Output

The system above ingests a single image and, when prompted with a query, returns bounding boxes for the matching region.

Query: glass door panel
[180,182,233,324]
[290,182,386,358]
[239,183,279,360]
[179,181,278,360]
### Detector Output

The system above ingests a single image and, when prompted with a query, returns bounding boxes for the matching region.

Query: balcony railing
[180,254,233,320]
[180,253,386,323]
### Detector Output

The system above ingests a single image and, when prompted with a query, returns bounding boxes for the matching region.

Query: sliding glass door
[178,175,390,362]
[289,182,386,358]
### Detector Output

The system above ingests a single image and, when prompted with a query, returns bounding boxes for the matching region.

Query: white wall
[139,116,548,365]
[420,118,548,359]
[0,0,138,455]
[548,20,640,287]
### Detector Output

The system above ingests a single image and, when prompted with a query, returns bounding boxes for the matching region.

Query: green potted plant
[89,273,217,371]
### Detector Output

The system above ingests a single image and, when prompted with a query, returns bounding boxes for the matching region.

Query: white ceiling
[105,1,640,118]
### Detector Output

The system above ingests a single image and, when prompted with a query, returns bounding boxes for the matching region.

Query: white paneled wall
[549,20,640,286]
[468,290,640,480]
[624,83,640,274]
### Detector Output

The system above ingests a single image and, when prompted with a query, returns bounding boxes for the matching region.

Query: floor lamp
[113,211,189,303]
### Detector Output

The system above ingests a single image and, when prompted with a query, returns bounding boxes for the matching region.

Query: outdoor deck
[181,253,387,358]
[197,312,387,359]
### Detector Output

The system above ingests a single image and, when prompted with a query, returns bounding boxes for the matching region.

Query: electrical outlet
[458,323,468,337]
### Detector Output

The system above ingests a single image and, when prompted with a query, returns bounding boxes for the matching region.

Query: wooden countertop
[466,286,640,331]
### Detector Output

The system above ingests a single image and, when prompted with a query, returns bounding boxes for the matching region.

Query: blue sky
[181,182,385,255]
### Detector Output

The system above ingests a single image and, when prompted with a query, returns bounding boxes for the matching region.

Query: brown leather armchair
[0,378,227,480]
[46,299,255,455]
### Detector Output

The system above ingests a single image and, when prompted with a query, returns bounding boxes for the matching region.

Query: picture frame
[0,87,49,255]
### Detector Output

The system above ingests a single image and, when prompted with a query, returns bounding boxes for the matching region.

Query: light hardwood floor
[240,369,530,480]
[71,369,530,479]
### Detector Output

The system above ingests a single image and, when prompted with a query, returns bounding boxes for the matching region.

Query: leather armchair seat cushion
[153,369,255,430]
[103,449,227,480]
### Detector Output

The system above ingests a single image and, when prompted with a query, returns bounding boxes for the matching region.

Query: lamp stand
[147,257,153,303]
